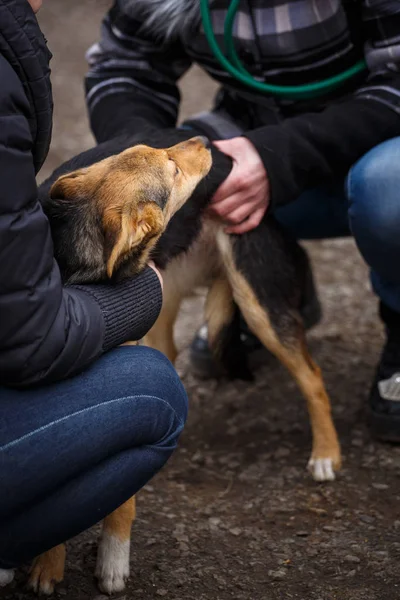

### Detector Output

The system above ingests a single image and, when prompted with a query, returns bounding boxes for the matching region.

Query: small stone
[227,426,239,436]
[359,514,375,524]
[209,517,221,528]
[156,589,168,597]
[347,570,357,577]
[373,551,389,560]
[296,531,309,537]
[145,537,158,546]
[274,447,290,459]
[229,527,242,536]
[179,542,190,553]
[344,555,361,564]
[268,568,287,581]
[173,523,189,543]
[333,510,344,519]
[372,483,389,490]
[351,438,363,447]
[191,451,205,464]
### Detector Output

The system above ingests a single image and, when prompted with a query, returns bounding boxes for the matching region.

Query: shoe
[190,277,322,379]
[368,303,400,442]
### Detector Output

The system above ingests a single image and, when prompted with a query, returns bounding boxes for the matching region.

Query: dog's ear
[50,169,90,200]
[104,203,164,278]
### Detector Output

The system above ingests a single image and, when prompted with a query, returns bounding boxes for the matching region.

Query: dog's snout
[198,135,211,149]
[187,135,211,149]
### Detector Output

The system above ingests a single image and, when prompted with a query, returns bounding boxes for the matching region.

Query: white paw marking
[29,578,54,596]
[308,458,336,482]
[95,533,130,594]
[0,569,14,587]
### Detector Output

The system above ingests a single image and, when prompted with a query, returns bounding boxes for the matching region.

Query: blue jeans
[0,346,188,568]
[275,137,400,313]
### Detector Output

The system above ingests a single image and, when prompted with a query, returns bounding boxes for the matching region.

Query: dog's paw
[307,457,337,482]
[0,568,14,587]
[95,533,130,594]
[27,545,65,596]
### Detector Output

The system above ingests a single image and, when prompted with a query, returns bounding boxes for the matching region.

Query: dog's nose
[195,135,211,149]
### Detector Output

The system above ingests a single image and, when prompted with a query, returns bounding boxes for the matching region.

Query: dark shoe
[189,323,267,379]
[368,303,400,442]
[190,283,322,379]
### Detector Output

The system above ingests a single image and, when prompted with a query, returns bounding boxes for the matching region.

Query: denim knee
[347,137,400,248]
[82,345,189,429]
[115,346,188,425]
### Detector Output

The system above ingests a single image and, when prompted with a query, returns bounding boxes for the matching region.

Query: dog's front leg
[95,495,136,594]
[143,292,182,363]
[28,544,66,595]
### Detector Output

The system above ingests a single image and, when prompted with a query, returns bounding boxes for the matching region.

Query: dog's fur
[27,128,341,595]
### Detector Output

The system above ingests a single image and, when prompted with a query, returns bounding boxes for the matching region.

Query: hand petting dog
[209,137,269,234]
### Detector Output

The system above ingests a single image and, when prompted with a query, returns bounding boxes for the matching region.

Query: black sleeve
[0,55,162,388]
[85,1,192,143]
[246,94,400,209]
[246,0,400,209]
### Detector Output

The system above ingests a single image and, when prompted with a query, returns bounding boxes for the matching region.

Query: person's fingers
[225,206,266,234]
[221,197,260,225]
[211,164,246,205]
[209,190,251,218]
[212,139,239,158]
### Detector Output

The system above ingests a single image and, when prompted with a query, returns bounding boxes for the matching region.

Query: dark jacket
[0,0,162,387]
[86,0,400,209]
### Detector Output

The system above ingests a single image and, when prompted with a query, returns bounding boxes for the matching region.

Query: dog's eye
[169,158,180,176]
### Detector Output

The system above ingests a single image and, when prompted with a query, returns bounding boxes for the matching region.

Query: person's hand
[209,137,269,234]
[148,260,163,292]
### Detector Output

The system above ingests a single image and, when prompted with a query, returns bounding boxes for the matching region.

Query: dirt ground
[2,1,400,599]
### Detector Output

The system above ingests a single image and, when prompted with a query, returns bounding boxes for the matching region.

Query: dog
[27,128,341,595]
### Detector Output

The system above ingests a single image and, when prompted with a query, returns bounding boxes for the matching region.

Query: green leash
[200,0,367,100]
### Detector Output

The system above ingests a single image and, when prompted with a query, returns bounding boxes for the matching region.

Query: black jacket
[86,0,400,209]
[0,0,162,387]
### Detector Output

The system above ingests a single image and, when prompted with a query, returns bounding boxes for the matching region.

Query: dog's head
[48,136,212,283]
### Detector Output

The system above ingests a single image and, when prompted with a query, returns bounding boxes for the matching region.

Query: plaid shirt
[86,0,400,123]
[85,0,400,207]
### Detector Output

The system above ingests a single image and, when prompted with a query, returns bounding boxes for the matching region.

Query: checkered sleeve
[246,0,400,209]
[85,1,192,143]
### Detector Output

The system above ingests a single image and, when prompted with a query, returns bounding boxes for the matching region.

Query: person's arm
[245,0,400,209]
[0,56,162,388]
[85,0,192,143]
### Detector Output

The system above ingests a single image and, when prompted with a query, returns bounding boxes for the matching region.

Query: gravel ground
[2,2,400,599]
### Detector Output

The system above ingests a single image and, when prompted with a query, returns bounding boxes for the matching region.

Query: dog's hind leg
[28,544,66,595]
[217,231,341,482]
[95,495,136,594]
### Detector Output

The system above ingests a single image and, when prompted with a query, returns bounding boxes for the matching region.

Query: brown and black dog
[29,128,341,595]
